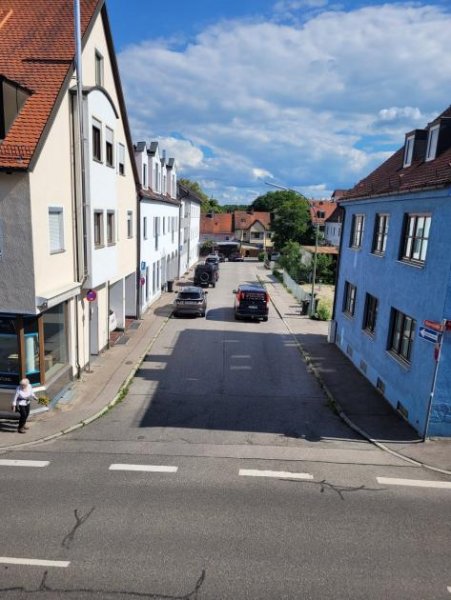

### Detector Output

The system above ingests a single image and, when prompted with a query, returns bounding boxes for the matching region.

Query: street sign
[423,319,443,332]
[419,326,441,344]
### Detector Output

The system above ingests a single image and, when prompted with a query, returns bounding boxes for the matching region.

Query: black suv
[194,262,219,287]
[233,284,269,321]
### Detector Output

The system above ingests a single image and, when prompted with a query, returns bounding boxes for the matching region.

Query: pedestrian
[11,378,37,433]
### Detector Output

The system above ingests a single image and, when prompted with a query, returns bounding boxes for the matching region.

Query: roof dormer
[0,75,30,140]
[403,129,427,168]
[425,117,451,162]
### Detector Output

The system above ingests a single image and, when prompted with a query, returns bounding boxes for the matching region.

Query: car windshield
[179,292,202,300]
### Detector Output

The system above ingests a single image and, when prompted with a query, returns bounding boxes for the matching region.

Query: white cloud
[118,3,451,204]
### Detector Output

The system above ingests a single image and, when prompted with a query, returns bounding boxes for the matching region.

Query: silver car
[173,286,208,318]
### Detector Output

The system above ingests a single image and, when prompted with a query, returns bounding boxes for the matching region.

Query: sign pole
[423,319,445,439]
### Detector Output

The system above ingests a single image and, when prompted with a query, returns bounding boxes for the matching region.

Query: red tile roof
[200,213,233,235]
[233,211,271,230]
[342,106,451,201]
[0,0,101,170]
[309,201,337,225]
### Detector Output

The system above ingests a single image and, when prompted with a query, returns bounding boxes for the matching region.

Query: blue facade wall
[335,187,451,436]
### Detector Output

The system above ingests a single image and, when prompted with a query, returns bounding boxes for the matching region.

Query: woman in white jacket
[12,378,37,433]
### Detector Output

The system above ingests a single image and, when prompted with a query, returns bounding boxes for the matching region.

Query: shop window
[0,317,19,386]
[43,304,68,380]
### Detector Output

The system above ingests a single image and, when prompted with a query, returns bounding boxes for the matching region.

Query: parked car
[229,252,244,262]
[218,253,226,262]
[233,284,269,321]
[173,286,207,318]
[194,262,219,287]
[205,254,220,266]
[270,252,281,262]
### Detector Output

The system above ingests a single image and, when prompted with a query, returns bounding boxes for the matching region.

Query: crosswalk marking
[0,557,69,568]
[0,459,49,468]
[239,469,313,480]
[377,477,451,489]
[109,464,178,473]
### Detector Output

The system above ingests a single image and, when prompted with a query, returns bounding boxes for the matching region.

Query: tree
[271,196,312,249]
[179,178,223,214]
[251,190,302,213]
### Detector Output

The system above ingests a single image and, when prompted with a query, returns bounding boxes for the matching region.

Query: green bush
[258,252,265,262]
[314,300,332,321]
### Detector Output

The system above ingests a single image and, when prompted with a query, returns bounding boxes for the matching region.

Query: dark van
[233,284,269,321]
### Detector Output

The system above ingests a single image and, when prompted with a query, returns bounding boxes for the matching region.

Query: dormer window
[0,76,30,140]
[425,125,440,161]
[403,135,415,167]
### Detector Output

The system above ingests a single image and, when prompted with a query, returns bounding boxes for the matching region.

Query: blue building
[333,106,451,437]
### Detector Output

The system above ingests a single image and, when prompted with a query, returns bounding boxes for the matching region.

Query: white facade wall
[324,221,341,246]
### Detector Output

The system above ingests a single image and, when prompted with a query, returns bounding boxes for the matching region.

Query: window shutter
[49,209,63,252]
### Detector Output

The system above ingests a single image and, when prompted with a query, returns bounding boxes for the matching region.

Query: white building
[177,182,202,274]
[0,0,138,407]
[134,141,180,313]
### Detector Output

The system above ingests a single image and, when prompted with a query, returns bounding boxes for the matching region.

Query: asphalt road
[1,261,451,599]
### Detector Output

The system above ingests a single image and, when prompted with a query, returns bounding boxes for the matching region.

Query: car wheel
[201,310,206,317]
[173,311,178,318]
[262,316,268,322]
[234,314,241,320]
[200,272,209,283]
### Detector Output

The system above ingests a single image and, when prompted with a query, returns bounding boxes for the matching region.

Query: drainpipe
[74,0,90,375]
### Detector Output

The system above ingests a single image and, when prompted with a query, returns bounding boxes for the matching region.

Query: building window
[127,211,133,238]
[389,309,416,364]
[107,211,115,245]
[154,164,159,191]
[92,118,102,162]
[154,216,159,250]
[143,163,147,187]
[105,127,114,167]
[94,210,104,247]
[403,135,414,167]
[118,143,125,175]
[48,207,64,253]
[363,293,378,334]
[425,125,439,161]
[343,281,357,316]
[95,50,104,86]
[372,214,389,255]
[350,214,364,249]
[401,214,431,264]
[143,216,148,240]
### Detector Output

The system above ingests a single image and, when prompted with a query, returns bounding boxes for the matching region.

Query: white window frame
[107,210,116,245]
[403,135,414,167]
[425,125,439,162]
[118,143,125,175]
[95,49,104,86]
[48,207,65,254]
[127,211,133,238]
[94,210,104,248]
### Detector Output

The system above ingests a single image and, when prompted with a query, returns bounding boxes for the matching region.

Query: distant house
[324,205,344,247]
[233,211,272,255]
[177,183,201,273]
[199,213,234,244]
[134,141,180,313]
[333,105,451,437]
[0,0,138,407]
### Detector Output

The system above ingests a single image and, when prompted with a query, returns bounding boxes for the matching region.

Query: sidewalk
[1,266,450,476]
[259,267,451,476]
[0,289,175,451]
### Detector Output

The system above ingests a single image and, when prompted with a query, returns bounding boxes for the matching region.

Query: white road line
[0,459,49,468]
[109,464,178,473]
[239,469,313,480]
[0,557,69,568]
[230,366,252,370]
[447,586,451,594]
[377,477,451,489]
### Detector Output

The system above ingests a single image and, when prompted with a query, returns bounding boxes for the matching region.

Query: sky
[106,0,451,205]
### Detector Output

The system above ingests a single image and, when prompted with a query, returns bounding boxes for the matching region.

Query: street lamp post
[309,208,325,316]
